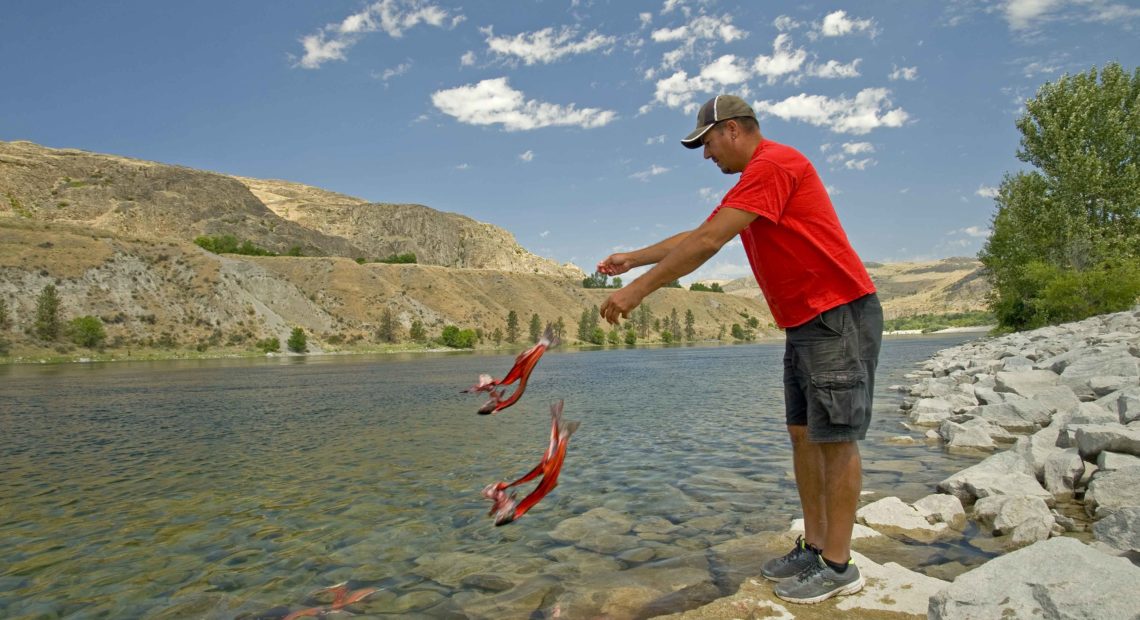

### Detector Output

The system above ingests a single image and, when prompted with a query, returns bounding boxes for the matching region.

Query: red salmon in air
[482,400,579,526]
[464,324,559,414]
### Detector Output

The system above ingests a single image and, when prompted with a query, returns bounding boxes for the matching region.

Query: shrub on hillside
[67,316,106,349]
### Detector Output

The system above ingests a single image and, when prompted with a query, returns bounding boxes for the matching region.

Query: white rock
[1075,423,1140,460]
[836,551,950,616]
[908,398,956,426]
[1096,450,1140,471]
[991,495,1054,548]
[1041,448,1085,500]
[1096,385,1140,423]
[913,494,966,530]
[993,369,1061,398]
[1085,465,1140,518]
[788,518,881,540]
[856,496,951,542]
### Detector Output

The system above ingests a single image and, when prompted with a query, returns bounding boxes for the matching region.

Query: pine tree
[378,307,398,343]
[287,327,307,353]
[506,310,520,344]
[34,284,61,341]
[0,297,9,330]
[554,316,566,340]
[529,313,542,342]
[409,319,426,342]
[684,309,695,341]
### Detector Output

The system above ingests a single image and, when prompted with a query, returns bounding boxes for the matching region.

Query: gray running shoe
[774,554,864,604]
[760,535,819,581]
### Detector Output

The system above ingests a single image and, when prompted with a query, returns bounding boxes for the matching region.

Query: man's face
[701,122,739,174]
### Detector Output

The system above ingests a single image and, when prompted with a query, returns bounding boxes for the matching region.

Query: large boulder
[1059,344,1140,400]
[1074,424,1140,460]
[913,493,967,530]
[967,397,1053,432]
[993,369,1060,398]
[972,495,1054,548]
[1042,448,1086,500]
[937,450,1051,505]
[908,397,956,426]
[929,537,1140,619]
[1085,465,1140,518]
[1097,450,1140,471]
[1092,506,1140,555]
[1097,385,1140,423]
[855,496,951,542]
[938,418,996,451]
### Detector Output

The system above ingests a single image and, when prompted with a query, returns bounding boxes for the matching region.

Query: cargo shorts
[783,293,883,443]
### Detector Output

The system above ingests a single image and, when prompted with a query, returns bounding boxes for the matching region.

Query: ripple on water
[0,335,989,619]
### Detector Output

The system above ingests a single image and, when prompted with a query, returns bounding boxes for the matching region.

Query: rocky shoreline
[667,307,1140,619]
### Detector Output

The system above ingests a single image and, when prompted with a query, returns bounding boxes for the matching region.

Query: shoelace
[794,556,826,583]
[780,536,808,561]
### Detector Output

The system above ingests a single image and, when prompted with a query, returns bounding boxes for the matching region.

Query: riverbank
[665,306,1140,619]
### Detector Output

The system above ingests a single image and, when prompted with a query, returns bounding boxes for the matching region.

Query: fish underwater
[278,583,377,620]
[482,400,579,526]
[464,324,559,414]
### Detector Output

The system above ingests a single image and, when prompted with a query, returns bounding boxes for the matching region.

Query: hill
[0,140,988,362]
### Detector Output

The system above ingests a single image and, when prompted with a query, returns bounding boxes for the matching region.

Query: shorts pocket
[810,370,868,427]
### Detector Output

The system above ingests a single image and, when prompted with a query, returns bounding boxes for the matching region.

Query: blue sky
[2,1,1137,283]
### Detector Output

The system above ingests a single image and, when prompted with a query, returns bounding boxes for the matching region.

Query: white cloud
[646,135,666,145]
[843,142,875,155]
[431,77,618,131]
[773,15,802,31]
[845,158,876,170]
[889,65,919,81]
[456,163,471,170]
[754,88,910,135]
[630,164,670,181]
[651,14,747,69]
[540,230,550,238]
[819,10,877,37]
[651,54,752,111]
[698,187,721,204]
[296,0,458,69]
[976,184,1001,198]
[460,50,477,66]
[519,150,535,162]
[957,225,991,237]
[1004,0,1064,29]
[376,60,412,81]
[483,26,616,65]
[639,12,654,27]
[753,34,807,84]
[808,58,862,79]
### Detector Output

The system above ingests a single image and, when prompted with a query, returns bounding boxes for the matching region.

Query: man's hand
[596,253,635,276]
[600,285,645,325]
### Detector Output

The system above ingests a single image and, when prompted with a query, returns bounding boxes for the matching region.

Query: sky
[2,1,1138,283]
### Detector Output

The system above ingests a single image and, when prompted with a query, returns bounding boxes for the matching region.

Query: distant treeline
[882,311,994,333]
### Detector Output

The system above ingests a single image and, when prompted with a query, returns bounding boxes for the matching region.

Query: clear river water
[1,334,990,619]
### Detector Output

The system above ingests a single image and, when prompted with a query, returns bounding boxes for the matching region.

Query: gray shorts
[783,293,883,443]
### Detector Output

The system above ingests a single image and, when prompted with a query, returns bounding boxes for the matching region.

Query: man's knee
[787,424,811,445]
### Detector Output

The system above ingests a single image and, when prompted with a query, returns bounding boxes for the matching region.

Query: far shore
[0,328,993,367]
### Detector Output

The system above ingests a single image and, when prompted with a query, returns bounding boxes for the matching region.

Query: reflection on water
[0,335,985,618]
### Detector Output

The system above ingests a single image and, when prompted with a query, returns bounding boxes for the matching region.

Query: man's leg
[819,439,861,565]
[788,425,826,551]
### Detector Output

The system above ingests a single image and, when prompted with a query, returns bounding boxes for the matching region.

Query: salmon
[482,400,579,525]
[464,324,559,414]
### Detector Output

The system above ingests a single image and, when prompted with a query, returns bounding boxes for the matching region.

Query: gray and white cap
[680,95,756,149]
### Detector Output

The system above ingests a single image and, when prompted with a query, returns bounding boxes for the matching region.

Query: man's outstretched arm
[600,207,757,324]
[596,231,693,276]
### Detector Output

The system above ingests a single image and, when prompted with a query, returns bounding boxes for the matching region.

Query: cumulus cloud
[949,0,1140,31]
[845,158,876,170]
[519,150,535,162]
[651,14,747,69]
[773,15,802,31]
[698,187,721,204]
[753,34,807,84]
[819,10,877,37]
[483,25,616,65]
[976,184,1001,198]
[630,164,670,181]
[652,54,752,112]
[431,77,617,131]
[296,0,459,69]
[754,88,909,135]
[460,50,477,66]
[889,65,919,81]
[646,135,666,145]
[956,225,991,237]
[375,60,412,81]
[808,58,862,79]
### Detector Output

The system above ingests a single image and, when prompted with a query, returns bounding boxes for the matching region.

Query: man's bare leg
[788,425,826,551]
[818,440,861,564]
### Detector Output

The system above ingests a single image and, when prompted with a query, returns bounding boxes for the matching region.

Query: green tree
[287,327,307,353]
[67,316,106,349]
[0,297,9,330]
[661,330,674,344]
[492,326,503,346]
[506,310,520,344]
[669,308,681,338]
[612,277,622,288]
[607,326,621,345]
[529,313,542,342]
[377,307,398,343]
[577,309,592,342]
[582,271,608,288]
[34,284,61,341]
[554,316,566,340]
[409,319,426,342]
[980,63,1140,331]
[635,304,652,337]
[624,327,637,345]
[441,325,476,348]
[257,337,280,353]
[590,326,606,345]
[684,309,696,341]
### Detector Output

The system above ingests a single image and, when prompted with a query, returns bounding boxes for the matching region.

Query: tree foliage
[377,307,398,343]
[34,284,61,341]
[582,272,622,288]
[0,297,9,330]
[67,316,106,349]
[689,282,724,293]
[980,63,1140,330]
[409,319,426,342]
[506,310,519,344]
[287,327,307,353]
[194,235,277,256]
[441,325,476,348]
[529,313,542,342]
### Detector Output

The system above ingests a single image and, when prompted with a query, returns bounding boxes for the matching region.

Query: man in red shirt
[598,95,882,605]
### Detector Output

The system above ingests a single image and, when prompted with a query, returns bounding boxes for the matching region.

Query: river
[0,334,988,619]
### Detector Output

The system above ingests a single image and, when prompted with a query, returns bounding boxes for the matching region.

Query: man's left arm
[600,207,758,324]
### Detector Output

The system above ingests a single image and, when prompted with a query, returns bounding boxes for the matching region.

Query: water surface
[0,335,986,618]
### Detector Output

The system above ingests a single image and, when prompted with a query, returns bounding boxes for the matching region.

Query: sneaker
[773,554,864,604]
[760,535,819,581]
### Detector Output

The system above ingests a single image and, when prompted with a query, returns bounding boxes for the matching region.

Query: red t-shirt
[709,139,875,328]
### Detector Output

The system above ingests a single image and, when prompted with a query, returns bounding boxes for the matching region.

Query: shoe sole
[774,575,865,604]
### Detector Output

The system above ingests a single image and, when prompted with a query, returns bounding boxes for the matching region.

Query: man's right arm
[596,230,693,276]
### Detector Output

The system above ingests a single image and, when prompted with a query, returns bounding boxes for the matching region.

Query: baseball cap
[680,95,756,149]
